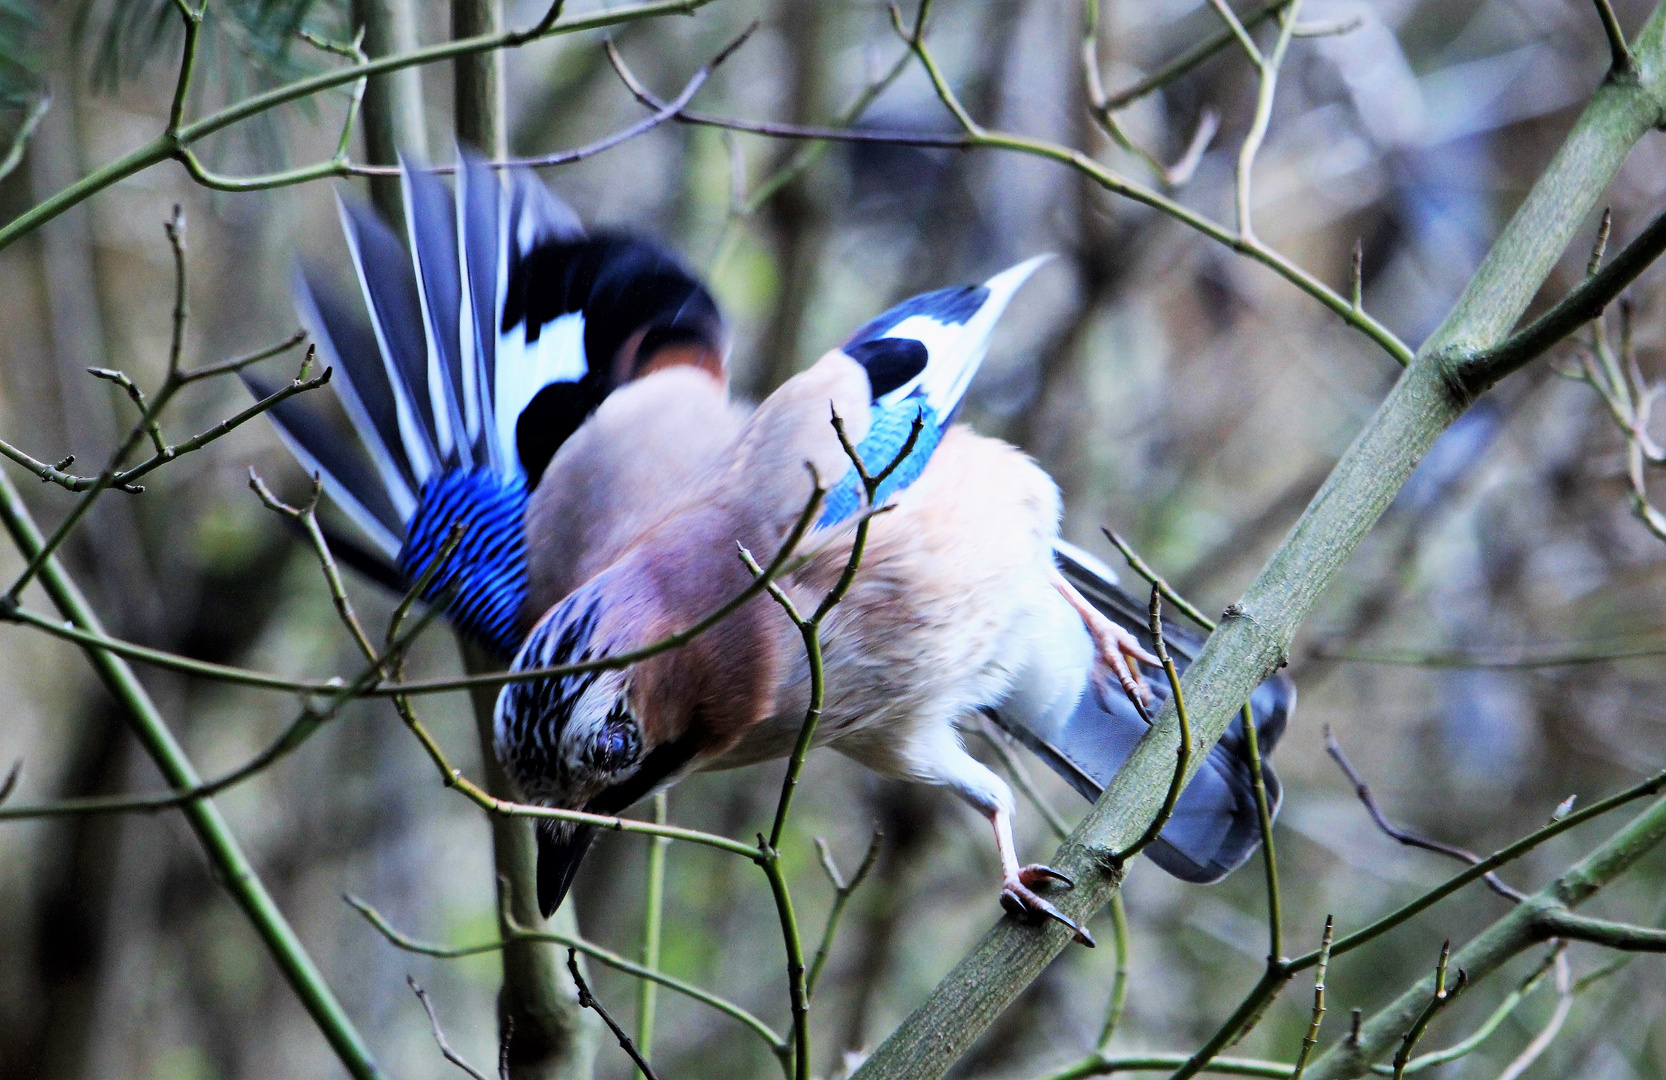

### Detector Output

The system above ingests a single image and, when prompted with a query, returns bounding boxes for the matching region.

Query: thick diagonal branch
[851,7,1666,1079]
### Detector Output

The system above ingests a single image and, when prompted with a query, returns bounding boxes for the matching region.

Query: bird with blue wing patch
[247,150,733,658]
[493,257,1296,943]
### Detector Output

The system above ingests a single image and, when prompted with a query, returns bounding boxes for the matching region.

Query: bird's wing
[992,544,1295,884]
[252,150,729,655]
[817,256,1050,528]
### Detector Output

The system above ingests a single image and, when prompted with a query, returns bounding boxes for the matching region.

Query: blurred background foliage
[2,1,1665,1078]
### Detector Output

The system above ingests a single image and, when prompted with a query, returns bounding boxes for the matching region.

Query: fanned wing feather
[457,151,500,464]
[264,153,729,655]
[243,369,406,559]
[401,156,469,468]
[292,263,420,523]
[338,196,439,484]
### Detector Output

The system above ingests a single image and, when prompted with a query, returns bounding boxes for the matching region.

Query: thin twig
[1115,587,1193,863]
[1082,0,1219,186]
[1494,950,1572,1080]
[609,3,1415,368]
[0,0,722,254]
[0,760,20,806]
[806,829,884,998]
[1366,947,1559,1076]
[568,949,661,1080]
[408,977,493,1080]
[1241,700,1283,962]
[178,329,308,382]
[637,791,670,1062]
[1289,917,1332,1080]
[1233,0,1304,245]
[1103,532,1216,632]
[1324,726,1525,901]
[1284,766,1666,972]
[250,468,379,662]
[0,95,51,184]
[346,894,787,1054]
[1095,893,1132,1049]
[1102,0,1294,111]
[1592,0,1633,75]
[0,596,449,822]
[1391,942,1467,1080]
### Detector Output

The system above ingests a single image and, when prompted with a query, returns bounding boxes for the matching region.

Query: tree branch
[0,471,386,1079]
[851,10,1666,1074]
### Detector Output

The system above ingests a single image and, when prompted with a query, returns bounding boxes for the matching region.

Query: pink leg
[989,806,1095,947]
[1050,568,1160,718]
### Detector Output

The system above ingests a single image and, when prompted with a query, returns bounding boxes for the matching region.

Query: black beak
[537,823,597,917]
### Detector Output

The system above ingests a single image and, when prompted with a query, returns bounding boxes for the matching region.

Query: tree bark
[851,7,1666,1078]
[462,642,601,1080]
[454,0,506,156]
[352,0,429,220]
[451,4,599,1067]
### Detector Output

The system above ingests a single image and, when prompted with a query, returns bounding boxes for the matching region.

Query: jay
[255,154,1294,945]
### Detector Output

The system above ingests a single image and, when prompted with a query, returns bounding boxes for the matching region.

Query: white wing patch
[495,311,588,478]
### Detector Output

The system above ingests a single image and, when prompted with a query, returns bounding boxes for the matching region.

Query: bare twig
[0,759,20,806]
[1391,942,1467,1080]
[807,829,884,998]
[637,791,671,1060]
[610,1,1415,368]
[1593,0,1634,75]
[1102,529,1217,632]
[1366,947,1559,1076]
[347,894,787,1054]
[1114,587,1193,863]
[1082,0,1219,186]
[1324,726,1525,901]
[178,329,308,382]
[1289,918,1332,1080]
[1494,950,1572,1080]
[567,949,661,1080]
[0,95,51,184]
[1101,0,1295,111]
[0,0,723,252]
[408,977,493,1080]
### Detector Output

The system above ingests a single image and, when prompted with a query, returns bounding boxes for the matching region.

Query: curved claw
[1019,863,1074,888]
[1000,881,1096,947]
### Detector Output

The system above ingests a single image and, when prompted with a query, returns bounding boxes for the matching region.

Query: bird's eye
[583,697,640,773]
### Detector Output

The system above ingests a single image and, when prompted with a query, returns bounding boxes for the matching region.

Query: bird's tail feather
[992,545,1294,884]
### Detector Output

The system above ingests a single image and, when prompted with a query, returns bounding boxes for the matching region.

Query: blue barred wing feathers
[251,150,728,656]
[819,255,1050,527]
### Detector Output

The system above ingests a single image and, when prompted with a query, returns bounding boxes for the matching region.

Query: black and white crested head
[493,585,645,808]
[493,577,670,917]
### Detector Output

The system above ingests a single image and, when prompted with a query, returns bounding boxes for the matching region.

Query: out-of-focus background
[3,1,1666,1077]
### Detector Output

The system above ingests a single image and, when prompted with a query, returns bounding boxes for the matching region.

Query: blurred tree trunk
[747,0,834,399]
[453,6,599,1071]
[463,643,600,1080]
[454,0,505,156]
[3,30,148,1077]
[352,0,429,219]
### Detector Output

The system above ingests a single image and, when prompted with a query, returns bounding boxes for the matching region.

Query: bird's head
[494,576,695,915]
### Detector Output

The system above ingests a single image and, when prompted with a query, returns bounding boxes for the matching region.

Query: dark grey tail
[991,543,1293,884]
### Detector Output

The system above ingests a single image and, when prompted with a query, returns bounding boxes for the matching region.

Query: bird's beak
[536,822,597,917]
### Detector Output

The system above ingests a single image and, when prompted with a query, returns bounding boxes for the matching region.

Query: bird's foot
[1000,864,1095,947]
[1082,610,1159,720]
